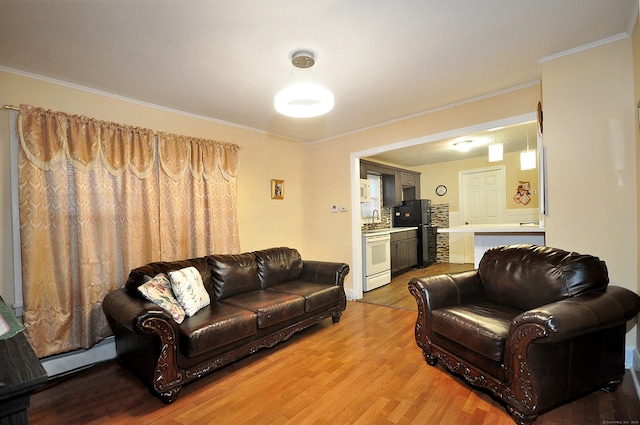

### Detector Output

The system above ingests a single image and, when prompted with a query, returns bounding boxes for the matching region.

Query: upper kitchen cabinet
[360,160,420,206]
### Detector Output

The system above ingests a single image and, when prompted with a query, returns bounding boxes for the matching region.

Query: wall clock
[435,185,447,196]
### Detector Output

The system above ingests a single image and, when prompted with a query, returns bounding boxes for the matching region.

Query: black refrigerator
[392,199,437,268]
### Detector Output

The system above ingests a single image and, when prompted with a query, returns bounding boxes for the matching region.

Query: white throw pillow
[137,273,186,324]
[168,266,211,317]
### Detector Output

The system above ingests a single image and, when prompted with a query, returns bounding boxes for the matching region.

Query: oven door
[363,233,391,277]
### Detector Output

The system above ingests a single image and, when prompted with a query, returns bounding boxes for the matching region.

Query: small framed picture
[271,179,284,200]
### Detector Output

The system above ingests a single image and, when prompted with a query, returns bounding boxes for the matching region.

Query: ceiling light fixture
[520,130,536,170]
[488,131,503,162]
[488,143,503,162]
[453,140,473,152]
[274,51,334,118]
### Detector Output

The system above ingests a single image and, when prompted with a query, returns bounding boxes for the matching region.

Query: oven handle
[365,234,391,243]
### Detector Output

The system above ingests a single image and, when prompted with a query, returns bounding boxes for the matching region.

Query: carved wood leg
[423,349,438,366]
[156,386,182,404]
[600,379,622,393]
[332,312,342,322]
[507,405,537,425]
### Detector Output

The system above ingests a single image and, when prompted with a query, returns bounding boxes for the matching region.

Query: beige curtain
[157,132,240,258]
[17,105,240,358]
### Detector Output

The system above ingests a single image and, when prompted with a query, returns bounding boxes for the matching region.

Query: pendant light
[520,129,536,170]
[488,131,503,162]
[274,51,334,118]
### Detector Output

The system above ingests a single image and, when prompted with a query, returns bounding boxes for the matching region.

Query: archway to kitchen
[348,112,541,309]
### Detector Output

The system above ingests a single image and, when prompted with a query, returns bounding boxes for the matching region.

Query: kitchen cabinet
[360,160,420,206]
[390,229,418,275]
[400,171,420,204]
[382,173,400,207]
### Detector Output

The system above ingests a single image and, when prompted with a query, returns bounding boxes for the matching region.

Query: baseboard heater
[40,337,116,378]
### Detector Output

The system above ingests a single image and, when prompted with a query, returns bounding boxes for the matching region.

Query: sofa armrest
[512,286,640,343]
[408,270,486,311]
[299,261,349,286]
[103,289,179,335]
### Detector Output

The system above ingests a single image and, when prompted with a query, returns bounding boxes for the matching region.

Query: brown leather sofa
[103,247,349,403]
[408,244,640,425]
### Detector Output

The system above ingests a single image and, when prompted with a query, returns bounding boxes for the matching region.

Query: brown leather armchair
[408,244,640,425]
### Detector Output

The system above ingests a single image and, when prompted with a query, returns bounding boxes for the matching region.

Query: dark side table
[0,302,47,425]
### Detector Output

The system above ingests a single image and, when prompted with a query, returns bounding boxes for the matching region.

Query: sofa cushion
[125,257,211,293]
[179,303,257,357]
[220,290,305,328]
[168,267,211,317]
[431,301,522,362]
[478,244,609,311]
[207,252,261,300]
[255,247,303,289]
[268,280,341,312]
[137,273,186,324]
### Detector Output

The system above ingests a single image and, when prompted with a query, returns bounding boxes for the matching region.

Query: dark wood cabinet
[390,229,419,275]
[0,300,48,425]
[360,160,420,207]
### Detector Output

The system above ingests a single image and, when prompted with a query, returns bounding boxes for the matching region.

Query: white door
[459,166,506,262]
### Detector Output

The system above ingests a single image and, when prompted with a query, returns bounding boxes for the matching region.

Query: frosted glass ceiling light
[488,131,503,162]
[520,150,536,170]
[488,143,503,162]
[453,140,473,152]
[274,51,334,118]
[520,130,536,170]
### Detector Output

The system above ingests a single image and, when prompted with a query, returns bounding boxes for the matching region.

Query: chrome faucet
[372,209,379,224]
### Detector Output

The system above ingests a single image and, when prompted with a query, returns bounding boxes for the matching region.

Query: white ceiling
[367,120,539,166]
[0,1,636,145]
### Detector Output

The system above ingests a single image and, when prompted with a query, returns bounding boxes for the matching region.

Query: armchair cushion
[431,301,522,362]
[478,244,609,311]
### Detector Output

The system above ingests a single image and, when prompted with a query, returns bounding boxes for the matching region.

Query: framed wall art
[271,179,284,200]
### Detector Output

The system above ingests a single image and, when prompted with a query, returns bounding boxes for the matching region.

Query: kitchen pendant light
[488,131,503,162]
[488,143,503,162]
[520,130,536,170]
[274,51,334,118]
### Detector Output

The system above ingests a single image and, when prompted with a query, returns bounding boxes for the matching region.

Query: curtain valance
[17,105,241,181]
[157,132,240,182]
[18,104,156,178]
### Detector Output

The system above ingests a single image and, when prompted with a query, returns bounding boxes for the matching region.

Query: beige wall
[541,38,638,347]
[416,150,540,213]
[0,70,310,307]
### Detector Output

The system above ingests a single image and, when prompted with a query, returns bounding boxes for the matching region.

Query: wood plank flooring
[362,262,475,310]
[28,299,640,424]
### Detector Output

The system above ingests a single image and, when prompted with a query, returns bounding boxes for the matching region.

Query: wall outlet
[331,205,339,213]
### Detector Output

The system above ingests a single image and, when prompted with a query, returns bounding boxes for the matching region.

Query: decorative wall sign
[513,181,531,205]
[271,179,284,200]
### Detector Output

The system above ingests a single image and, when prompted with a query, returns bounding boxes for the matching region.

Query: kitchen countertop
[361,227,418,236]
[437,223,545,233]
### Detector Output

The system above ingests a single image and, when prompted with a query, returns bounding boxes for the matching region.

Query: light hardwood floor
[28,298,640,424]
[362,262,475,310]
